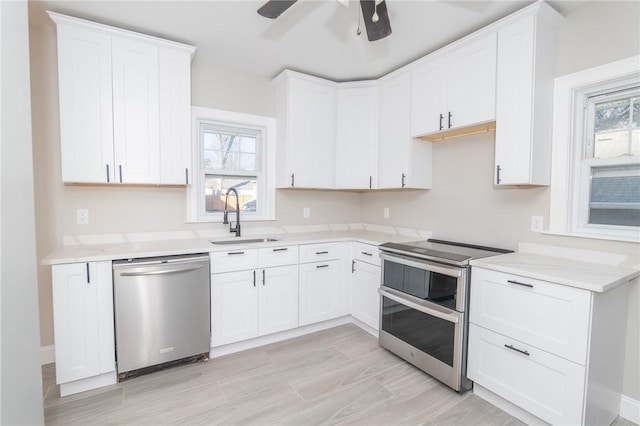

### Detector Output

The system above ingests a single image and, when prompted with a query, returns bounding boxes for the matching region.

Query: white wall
[1,0,45,423]
[361,0,640,400]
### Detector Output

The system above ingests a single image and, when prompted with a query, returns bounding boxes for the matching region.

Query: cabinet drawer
[258,246,299,268]
[470,267,591,364]
[210,249,258,274]
[352,242,380,266]
[468,324,585,425]
[299,243,344,263]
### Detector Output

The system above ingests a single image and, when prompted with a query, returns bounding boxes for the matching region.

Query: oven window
[383,260,458,310]
[381,296,455,367]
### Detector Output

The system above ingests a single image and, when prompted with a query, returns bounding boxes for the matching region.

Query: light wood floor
[42,324,634,426]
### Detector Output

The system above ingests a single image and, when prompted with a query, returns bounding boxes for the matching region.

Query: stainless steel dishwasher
[112,253,210,380]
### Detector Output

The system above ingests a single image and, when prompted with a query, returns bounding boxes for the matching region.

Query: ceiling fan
[257,0,392,42]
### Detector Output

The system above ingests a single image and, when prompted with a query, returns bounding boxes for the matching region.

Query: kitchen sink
[210,238,279,245]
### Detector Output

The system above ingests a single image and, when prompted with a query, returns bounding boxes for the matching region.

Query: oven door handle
[378,288,460,324]
[379,252,463,278]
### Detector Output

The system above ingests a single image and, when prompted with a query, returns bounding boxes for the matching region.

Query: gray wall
[1,0,45,424]
[361,0,640,400]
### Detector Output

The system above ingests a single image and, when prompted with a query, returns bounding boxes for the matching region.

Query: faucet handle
[222,211,229,224]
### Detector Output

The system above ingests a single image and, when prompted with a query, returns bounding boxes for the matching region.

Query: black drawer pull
[507,279,533,288]
[272,248,288,252]
[227,251,245,256]
[316,264,330,269]
[315,251,329,255]
[504,344,530,356]
[361,251,373,256]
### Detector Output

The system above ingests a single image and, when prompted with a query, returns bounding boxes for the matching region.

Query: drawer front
[299,242,344,264]
[210,249,258,274]
[352,242,380,266]
[469,267,591,365]
[468,324,585,426]
[258,245,299,268]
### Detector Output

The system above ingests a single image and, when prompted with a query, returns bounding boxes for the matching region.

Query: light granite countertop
[470,242,640,293]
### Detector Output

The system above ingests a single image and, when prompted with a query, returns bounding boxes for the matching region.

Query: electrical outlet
[303,207,310,219]
[531,215,543,232]
[383,207,390,219]
[77,209,89,225]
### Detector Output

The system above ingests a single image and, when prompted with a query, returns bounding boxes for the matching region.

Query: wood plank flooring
[41,324,633,426]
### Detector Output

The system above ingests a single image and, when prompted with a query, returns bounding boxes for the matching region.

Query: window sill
[542,229,640,244]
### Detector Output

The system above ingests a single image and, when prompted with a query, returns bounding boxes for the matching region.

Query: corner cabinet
[493,3,563,185]
[377,71,432,189]
[51,261,116,396]
[49,12,195,185]
[274,70,337,189]
[410,33,497,138]
[468,267,629,426]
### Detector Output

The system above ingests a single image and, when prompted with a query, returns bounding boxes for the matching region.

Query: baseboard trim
[41,345,55,365]
[620,394,640,424]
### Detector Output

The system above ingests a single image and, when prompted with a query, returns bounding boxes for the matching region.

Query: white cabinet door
[411,57,448,136]
[159,47,192,185]
[335,84,378,189]
[56,25,114,183]
[111,37,160,184]
[377,72,432,189]
[470,267,592,365]
[494,13,558,185]
[52,261,115,384]
[258,265,299,336]
[299,260,344,326]
[211,270,258,346]
[277,73,336,188]
[447,34,497,130]
[350,260,381,330]
[468,324,586,426]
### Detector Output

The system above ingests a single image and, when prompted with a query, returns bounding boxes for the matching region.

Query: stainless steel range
[378,239,511,392]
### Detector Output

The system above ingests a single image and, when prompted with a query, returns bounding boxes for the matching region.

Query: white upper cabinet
[49,12,195,185]
[378,71,432,189]
[411,33,497,138]
[111,37,160,184]
[274,71,336,189]
[494,3,563,185]
[55,24,114,183]
[335,83,379,189]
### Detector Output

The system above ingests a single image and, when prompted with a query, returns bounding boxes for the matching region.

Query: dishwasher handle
[119,265,205,277]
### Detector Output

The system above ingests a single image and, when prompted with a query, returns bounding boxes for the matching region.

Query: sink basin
[210,238,279,245]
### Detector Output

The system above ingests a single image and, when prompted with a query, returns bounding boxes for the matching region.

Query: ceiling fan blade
[360,0,392,41]
[257,0,298,19]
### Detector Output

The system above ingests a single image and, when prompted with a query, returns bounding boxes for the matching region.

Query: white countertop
[42,228,418,265]
[470,245,640,293]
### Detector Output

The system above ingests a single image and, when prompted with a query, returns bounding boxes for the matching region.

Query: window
[187,107,276,222]
[550,56,640,242]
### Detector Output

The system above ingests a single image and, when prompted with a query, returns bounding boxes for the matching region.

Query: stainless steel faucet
[222,187,241,237]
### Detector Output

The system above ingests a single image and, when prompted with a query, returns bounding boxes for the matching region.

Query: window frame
[549,56,640,242]
[186,107,276,223]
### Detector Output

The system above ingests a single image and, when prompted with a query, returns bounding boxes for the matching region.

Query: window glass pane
[589,164,640,227]
[594,130,634,158]
[203,130,257,173]
[204,175,258,213]
[592,94,640,158]
[594,98,631,132]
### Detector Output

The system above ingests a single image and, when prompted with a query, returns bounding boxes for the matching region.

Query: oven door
[378,287,469,391]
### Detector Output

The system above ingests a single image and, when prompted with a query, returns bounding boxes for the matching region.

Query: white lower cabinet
[299,260,346,326]
[210,247,299,347]
[468,266,629,426]
[51,261,116,396]
[350,243,381,330]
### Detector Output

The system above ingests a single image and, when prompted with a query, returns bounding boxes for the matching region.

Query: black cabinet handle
[496,165,502,184]
[86,263,90,284]
[106,164,110,183]
[118,164,123,183]
[316,264,330,269]
[291,173,295,187]
[185,168,189,185]
[504,344,530,356]
[272,248,288,252]
[439,113,444,131]
[315,251,329,255]
[361,251,373,257]
[262,269,265,286]
[448,112,453,129]
[227,251,245,256]
[401,173,406,188]
[369,176,372,189]
[351,260,356,273]
[507,279,533,288]
[253,270,256,287]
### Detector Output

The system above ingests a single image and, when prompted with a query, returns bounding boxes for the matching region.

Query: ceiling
[28,0,585,82]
